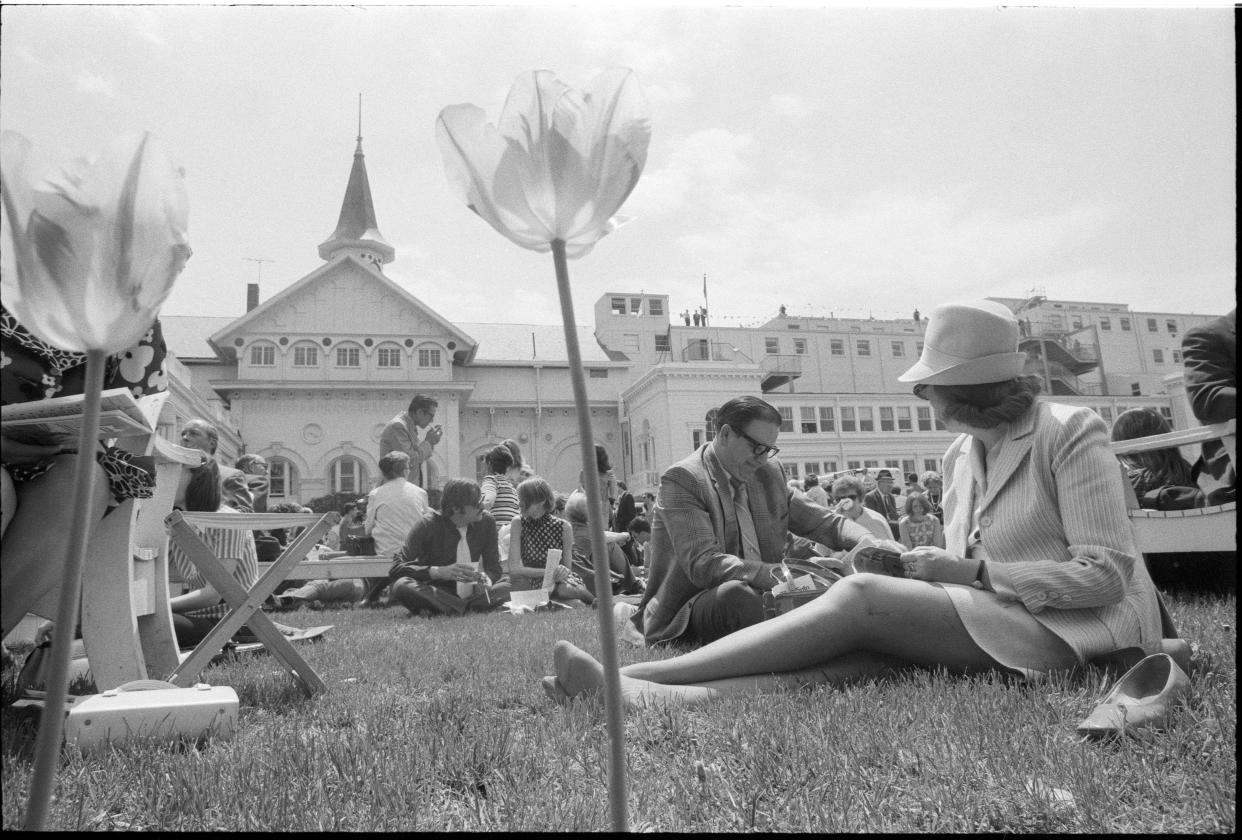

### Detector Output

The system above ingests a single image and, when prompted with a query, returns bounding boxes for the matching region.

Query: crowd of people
[1,300,1232,719]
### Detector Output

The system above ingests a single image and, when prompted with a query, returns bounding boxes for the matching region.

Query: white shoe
[613,602,645,648]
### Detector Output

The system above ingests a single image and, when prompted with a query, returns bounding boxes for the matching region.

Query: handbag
[345,534,377,556]
[761,558,845,619]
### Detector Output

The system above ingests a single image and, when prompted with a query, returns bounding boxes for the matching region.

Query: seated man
[1181,307,1236,503]
[180,418,254,513]
[632,396,872,647]
[388,478,511,616]
[829,475,895,543]
[358,451,430,605]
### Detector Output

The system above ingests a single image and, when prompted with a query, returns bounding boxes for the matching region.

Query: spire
[318,98,395,269]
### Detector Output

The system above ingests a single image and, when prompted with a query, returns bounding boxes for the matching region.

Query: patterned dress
[513,513,578,592]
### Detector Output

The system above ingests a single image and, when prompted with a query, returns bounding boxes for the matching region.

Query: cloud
[627,128,755,217]
[770,93,817,119]
[73,71,117,98]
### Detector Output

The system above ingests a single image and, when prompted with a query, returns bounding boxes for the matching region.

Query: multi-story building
[158,138,1214,505]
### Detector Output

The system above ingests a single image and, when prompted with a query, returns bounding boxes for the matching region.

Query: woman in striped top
[480,444,522,530]
[545,300,1163,709]
[168,460,259,648]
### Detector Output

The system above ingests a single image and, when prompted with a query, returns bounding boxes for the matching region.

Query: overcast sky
[1,4,1235,328]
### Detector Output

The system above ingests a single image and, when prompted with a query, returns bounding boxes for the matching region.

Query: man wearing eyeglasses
[629,395,874,646]
[379,394,443,488]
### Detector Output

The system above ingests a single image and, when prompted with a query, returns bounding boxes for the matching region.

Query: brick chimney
[247,283,259,312]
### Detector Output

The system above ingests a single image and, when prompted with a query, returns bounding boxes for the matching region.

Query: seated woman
[1109,407,1200,509]
[507,476,594,605]
[564,489,643,598]
[167,460,259,647]
[897,493,945,550]
[544,300,1164,709]
[1,306,165,639]
[480,444,522,531]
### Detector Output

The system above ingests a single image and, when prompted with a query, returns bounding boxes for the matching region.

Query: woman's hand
[552,565,569,584]
[901,546,979,585]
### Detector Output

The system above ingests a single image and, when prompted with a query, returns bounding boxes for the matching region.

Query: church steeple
[318,98,395,270]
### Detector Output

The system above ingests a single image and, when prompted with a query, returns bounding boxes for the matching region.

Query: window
[818,406,835,432]
[803,462,819,477]
[923,458,939,473]
[787,463,800,479]
[840,407,856,432]
[765,337,780,354]
[847,460,861,471]
[1120,317,1132,331]
[830,339,845,356]
[692,430,704,449]
[1171,349,1182,364]
[330,457,367,495]
[1099,406,1113,422]
[863,459,879,469]
[292,345,318,367]
[777,406,793,433]
[376,346,402,368]
[858,407,874,432]
[267,458,295,500]
[654,333,671,353]
[1152,349,1164,364]
[1147,318,1158,332]
[1166,319,1178,335]
[1099,317,1111,331]
[897,406,912,432]
[917,406,933,431]
[891,341,905,358]
[793,338,807,355]
[901,460,915,478]
[622,333,640,351]
[418,348,441,368]
[1160,406,1173,422]
[335,346,360,367]
[649,299,664,316]
[1072,316,1083,329]
[934,414,946,431]
[630,298,642,315]
[800,407,818,434]
[880,406,895,432]
[1130,382,1142,396]
[610,297,626,315]
[687,339,709,360]
[916,341,924,356]
[822,460,838,475]
[885,459,901,471]
[249,344,275,366]
[589,368,608,378]
[856,340,871,357]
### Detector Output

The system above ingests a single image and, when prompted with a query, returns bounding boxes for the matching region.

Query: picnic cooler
[63,681,238,750]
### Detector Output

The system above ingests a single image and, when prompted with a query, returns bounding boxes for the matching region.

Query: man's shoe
[1076,653,1190,739]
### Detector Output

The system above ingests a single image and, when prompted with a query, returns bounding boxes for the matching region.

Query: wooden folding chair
[164,510,333,695]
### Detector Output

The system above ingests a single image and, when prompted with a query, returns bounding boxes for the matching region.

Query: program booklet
[1,388,153,445]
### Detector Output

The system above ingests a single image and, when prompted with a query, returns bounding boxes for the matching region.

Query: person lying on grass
[543,300,1166,709]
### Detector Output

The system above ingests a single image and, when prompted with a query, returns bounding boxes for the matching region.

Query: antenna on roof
[243,257,274,284]
[357,93,362,142]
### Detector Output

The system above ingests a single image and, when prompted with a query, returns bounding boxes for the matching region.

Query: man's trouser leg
[391,577,469,616]
[687,580,765,644]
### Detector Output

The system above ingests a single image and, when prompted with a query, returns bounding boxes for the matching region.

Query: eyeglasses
[833,494,858,501]
[731,426,780,458]
[912,384,929,400]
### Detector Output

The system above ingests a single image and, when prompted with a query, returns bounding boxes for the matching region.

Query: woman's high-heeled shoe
[1076,653,1190,739]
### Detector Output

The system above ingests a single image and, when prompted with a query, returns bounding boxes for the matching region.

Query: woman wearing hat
[544,300,1165,708]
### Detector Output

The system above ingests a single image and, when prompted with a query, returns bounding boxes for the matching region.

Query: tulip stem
[24,348,107,831]
[550,239,629,833]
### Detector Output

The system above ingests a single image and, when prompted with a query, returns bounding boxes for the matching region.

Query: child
[507,476,594,605]
[897,493,944,550]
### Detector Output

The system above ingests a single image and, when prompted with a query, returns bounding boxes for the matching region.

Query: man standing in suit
[632,396,872,646]
[379,394,442,488]
[863,469,900,539]
[1181,308,1236,502]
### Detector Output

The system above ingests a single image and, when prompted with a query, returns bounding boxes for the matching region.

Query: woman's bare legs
[553,574,1001,707]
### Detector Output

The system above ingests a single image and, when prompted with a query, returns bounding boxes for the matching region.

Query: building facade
[157,139,1214,505]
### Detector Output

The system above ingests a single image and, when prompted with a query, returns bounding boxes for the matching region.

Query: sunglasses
[731,426,780,458]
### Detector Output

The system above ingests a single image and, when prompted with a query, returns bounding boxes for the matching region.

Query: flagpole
[702,273,709,326]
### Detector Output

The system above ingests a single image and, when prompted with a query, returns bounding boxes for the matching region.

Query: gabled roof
[446,322,617,365]
[207,255,478,361]
[161,315,238,360]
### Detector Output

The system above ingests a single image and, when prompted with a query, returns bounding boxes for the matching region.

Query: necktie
[455,525,474,597]
[731,480,764,562]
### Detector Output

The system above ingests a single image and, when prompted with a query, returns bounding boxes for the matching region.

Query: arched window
[330,456,368,495]
[267,457,297,502]
[248,341,277,367]
[375,342,404,368]
[334,342,363,368]
[291,341,319,368]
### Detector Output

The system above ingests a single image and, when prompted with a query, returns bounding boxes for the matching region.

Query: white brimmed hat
[898,300,1027,386]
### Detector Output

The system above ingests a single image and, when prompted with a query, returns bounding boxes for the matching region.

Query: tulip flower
[437,69,649,832]
[2,130,189,831]
[1,130,190,354]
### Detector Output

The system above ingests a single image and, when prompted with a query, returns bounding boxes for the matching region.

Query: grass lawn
[2,588,1235,832]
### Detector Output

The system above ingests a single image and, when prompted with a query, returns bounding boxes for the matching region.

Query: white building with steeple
[159,137,1210,506]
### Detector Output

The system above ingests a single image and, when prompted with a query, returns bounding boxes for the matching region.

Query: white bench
[1109,419,1235,556]
[259,555,392,582]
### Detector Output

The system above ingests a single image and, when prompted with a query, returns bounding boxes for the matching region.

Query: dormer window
[249,343,276,366]
[418,348,441,368]
[335,345,361,367]
[377,344,403,368]
[292,343,319,367]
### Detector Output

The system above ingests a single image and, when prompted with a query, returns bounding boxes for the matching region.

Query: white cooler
[63,682,238,750]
